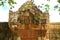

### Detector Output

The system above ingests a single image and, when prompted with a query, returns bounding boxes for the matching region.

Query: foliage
[8,0,16,9]
[0,0,5,6]
[0,0,16,9]
[57,0,60,3]
[0,0,60,11]
[24,4,32,11]
[54,5,58,9]
[24,0,34,11]
[45,4,50,10]
[38,0,60,11]
[54,5,60,11]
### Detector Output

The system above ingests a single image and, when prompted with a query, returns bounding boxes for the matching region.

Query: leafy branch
[0,0,16,9]
[0,0,60,11]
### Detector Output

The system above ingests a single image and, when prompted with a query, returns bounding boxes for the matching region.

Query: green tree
[0,0,16,9]
[0,0,60,11]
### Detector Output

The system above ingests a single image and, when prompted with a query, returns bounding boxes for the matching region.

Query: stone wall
[0,22,60,40]
[46,23,60,40]
[49,23,60,29]
[0,22,12,40]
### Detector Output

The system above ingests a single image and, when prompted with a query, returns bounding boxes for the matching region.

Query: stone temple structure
[9,1,49,40]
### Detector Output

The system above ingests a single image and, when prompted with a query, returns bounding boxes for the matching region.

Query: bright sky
[0,0,60,22]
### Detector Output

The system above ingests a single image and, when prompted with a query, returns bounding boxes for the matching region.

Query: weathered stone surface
[0,22,12,40]
[9,1,49,40]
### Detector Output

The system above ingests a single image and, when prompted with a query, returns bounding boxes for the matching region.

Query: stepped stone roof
[9,1,49,29]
